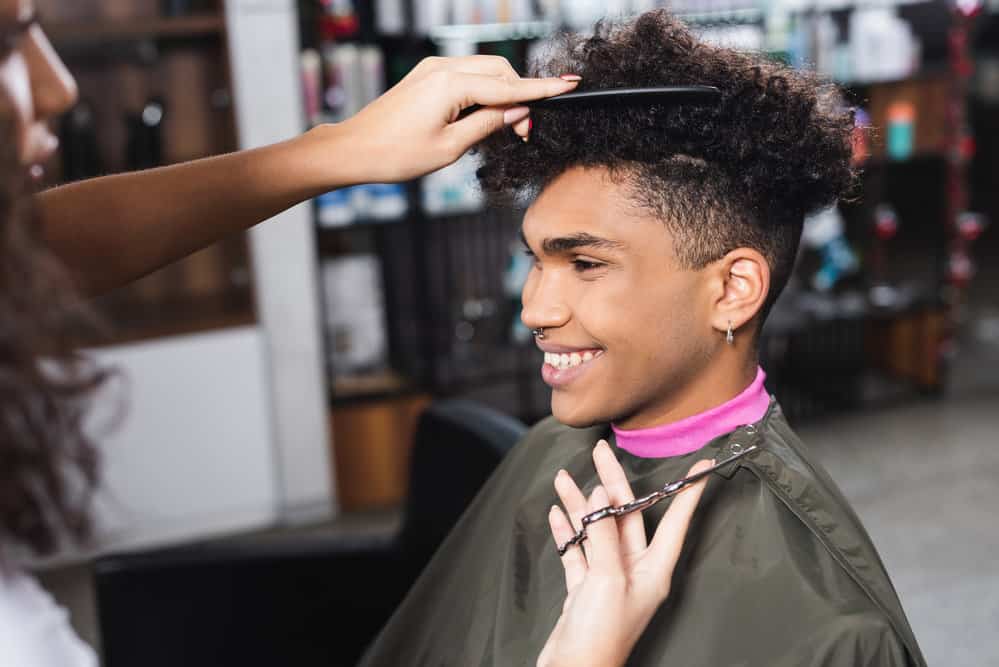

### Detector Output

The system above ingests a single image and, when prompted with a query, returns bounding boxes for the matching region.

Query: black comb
[458,85,721,120]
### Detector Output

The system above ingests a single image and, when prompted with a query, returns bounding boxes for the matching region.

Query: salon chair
[93,399,527,667]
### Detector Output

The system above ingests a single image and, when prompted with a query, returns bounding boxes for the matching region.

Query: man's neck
[613,356,759,431]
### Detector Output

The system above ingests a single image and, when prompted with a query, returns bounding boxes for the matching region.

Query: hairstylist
[0,2,709,666]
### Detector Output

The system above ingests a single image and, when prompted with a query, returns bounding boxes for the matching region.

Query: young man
[360,11,926,666]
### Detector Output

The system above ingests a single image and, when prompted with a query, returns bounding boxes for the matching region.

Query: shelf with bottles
[770,0,961,86]
[302,34,488,228]
[314,175,487,232]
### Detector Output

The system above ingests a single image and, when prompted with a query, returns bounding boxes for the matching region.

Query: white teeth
[544,349,601,370]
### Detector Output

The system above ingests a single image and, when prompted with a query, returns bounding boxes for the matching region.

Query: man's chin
[551,397,611,429]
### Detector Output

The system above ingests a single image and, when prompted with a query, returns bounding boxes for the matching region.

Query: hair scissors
[557,444,758,557]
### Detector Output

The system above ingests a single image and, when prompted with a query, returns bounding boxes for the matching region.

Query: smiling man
[360,10,926,667]
[520,166,767,431]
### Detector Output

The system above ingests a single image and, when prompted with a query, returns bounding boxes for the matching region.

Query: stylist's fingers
[549,505,587,591]
[592,440,646,556]
[446,71,579,109]
[582,485,623,575]
[434,67,579,108]
[415,54,520,80]
[647,459,713,583]
[554,469,592,561]
[512,115,531,140]
[443,73,577,149]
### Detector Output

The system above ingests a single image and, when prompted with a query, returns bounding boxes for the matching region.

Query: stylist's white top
[0,570,97,667]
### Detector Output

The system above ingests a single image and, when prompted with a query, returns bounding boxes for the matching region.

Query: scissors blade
[556,444,759,557]
[664,444,759,491]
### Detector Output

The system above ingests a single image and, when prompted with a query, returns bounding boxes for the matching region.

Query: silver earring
[726,322,734,345]
[532,328,546,340]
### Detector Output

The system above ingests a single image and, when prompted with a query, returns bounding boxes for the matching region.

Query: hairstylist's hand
[330,55,579,183]
[537,441,713,667]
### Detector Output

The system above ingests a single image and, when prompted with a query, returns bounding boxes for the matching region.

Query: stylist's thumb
[444,75,580,151]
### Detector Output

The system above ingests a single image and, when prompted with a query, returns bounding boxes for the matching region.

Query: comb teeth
[528,85,722,110]
[457,86,721,121]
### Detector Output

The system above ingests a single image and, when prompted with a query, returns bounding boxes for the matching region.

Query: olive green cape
[361,402,925,666]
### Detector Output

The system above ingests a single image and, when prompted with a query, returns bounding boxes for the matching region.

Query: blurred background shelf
[427,20,554,43]
[85,290,256,348]
[46,14,225,45]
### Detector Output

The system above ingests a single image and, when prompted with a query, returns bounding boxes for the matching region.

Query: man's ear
[709,248,770,338]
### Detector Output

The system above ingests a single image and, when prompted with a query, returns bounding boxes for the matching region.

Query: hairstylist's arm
[538,442,712,667]
[36,56,577,295]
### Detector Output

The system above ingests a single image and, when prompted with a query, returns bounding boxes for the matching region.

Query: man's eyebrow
[519,228,625,254]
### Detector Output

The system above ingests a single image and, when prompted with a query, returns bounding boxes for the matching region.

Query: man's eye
[572,259,603,272]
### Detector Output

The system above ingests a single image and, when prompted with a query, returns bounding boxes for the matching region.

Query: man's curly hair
[478,10,856,319]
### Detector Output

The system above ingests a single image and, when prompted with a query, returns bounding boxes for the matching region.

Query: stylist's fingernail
[503,106,530,124]
[560,74,582,82]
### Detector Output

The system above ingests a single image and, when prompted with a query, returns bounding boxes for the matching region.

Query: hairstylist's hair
[477,10,856,320]
[0,110,110,559]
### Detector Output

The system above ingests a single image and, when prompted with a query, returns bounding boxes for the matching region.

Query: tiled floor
[797,302,999,667]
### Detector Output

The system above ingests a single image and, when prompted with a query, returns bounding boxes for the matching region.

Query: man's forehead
[522,168,655,247]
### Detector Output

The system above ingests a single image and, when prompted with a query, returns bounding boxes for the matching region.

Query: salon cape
[360,401,926,666]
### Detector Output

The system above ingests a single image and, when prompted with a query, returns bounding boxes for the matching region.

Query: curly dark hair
[478,10,856,318]
[0,110,110,560]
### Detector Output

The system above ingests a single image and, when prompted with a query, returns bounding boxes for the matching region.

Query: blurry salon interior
[21,0,999,665]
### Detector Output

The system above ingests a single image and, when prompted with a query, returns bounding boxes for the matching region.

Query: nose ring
[532,328,546,340]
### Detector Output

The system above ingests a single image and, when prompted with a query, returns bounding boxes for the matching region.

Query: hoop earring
[532,328,546,340]
[726,321,735,345]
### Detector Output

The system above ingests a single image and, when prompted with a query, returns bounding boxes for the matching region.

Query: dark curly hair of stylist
[0,109,110,560]
[477,9,856,319]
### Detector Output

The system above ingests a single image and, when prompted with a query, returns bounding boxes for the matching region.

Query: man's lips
[537,342,604,388]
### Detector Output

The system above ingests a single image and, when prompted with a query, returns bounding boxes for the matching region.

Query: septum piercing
[532,328,546,340]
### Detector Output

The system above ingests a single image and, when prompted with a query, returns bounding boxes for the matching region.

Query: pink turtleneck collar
[612,367,770,459]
